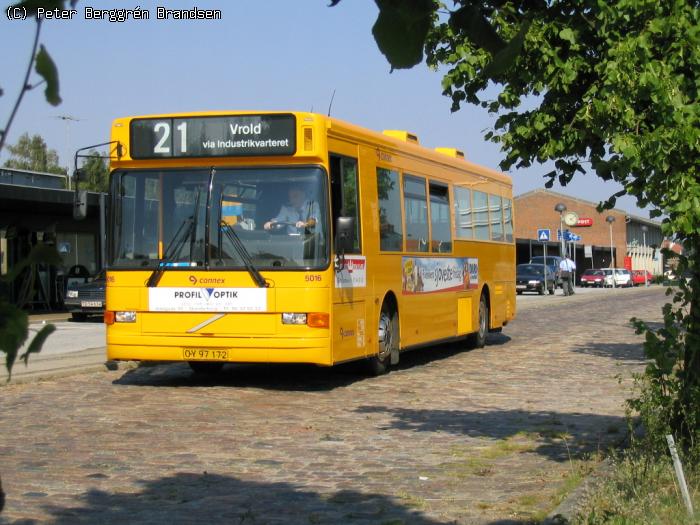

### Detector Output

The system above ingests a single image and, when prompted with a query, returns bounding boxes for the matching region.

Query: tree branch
[0,19,42,153]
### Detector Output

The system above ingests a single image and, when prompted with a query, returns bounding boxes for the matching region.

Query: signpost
[585,244,593,268]
[537,229,551,290]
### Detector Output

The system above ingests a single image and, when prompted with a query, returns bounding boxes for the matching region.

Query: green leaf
[372,0,436,70]
[482,20,531,79]
[2,243,62,283]
[449,4,506,55]
[559,27,576,44]
[34,45,61,106]
[20,323,55,365]
[0,301,29,381]
[11,0,77,18]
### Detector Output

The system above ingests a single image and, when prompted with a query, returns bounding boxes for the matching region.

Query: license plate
[182,348,229,361]
[516,285,526,289]
[81,300,102,307]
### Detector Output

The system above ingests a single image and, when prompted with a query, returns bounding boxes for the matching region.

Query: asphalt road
[0,286,666,523]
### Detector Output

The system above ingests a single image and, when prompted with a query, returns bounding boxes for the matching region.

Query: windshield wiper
[219,220,268,288]
[146,190,204,287]
[146,216,195,287]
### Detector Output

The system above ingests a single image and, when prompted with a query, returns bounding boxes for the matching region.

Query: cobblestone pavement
[0,288,665,524]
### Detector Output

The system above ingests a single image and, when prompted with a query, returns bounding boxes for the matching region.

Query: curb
[0,347,138,386]
[543,459,614,524]
[543,422,644,524]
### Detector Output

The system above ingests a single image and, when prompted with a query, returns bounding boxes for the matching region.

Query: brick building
[514,189,664,278]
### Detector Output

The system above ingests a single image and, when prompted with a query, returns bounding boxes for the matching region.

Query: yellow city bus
[104,111,515,374]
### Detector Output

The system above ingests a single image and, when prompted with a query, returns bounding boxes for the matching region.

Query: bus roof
[111,110,512,186]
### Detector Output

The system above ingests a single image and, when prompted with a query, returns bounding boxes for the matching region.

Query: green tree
[3,132,66,175]
[334,0,700,444]
[78,150,109,192]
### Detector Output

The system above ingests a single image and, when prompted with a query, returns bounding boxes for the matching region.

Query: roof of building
[514,188,662,228]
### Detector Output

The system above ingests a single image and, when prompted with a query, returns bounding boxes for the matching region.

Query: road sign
[557,229,580,242]
[584,245,593,258]
[537,229,550,242]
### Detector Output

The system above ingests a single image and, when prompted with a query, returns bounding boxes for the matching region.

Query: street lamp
[555,203,567,257]
[53,115,82,190]
[641,225,649,286]
[606,215,616,288]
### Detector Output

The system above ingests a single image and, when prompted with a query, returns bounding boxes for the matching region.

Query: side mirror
[73,190,87,220]
[335,216,354,255]
[74,168,86,183]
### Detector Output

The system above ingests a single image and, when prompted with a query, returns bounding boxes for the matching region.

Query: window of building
[473,190,490,240]
[454,186,473,239]
[403,174,428,252]
[429,182,452,252]
[377,167,403,251]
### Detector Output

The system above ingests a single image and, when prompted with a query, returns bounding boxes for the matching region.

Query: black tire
[548,287,555,295]
[466,293,488,349]
[188,361,225,374]
[538,285,545,295]
[71,312,87,322]
[367,304,398,376]
[516,290,522,295]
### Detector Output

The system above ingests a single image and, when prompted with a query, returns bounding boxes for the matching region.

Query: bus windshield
[110,166,329,270]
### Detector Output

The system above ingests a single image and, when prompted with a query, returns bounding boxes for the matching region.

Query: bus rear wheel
[466,294,488,349]
[188,361,225,374]
[368,304,398,376]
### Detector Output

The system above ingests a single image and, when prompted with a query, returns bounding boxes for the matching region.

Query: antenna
[327,89,336,117]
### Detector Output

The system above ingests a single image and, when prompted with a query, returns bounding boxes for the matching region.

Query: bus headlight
[282,313,307,325]
[115,311,137,323]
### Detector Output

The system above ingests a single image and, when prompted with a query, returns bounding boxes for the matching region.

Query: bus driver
[264,184,320,234]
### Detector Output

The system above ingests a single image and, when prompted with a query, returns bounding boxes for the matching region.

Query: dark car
[529,255,563,287]
[64,270,106,321]
[516,263,555,295]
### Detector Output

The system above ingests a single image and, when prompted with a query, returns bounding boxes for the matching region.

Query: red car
[631,270,653,286]
[580,269,606,287]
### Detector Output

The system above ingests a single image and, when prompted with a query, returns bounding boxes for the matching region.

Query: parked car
[580,269,606,287]
[631,269,653,286]
[64,270,106,321]
[602,268,633,288]
[516,263,556,295]
[529,255,563,286]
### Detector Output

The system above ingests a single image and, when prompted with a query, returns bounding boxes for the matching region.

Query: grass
[395,490,427,510]
[576,451,700,524]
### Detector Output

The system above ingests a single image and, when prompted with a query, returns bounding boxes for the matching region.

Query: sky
[1,0,649,218]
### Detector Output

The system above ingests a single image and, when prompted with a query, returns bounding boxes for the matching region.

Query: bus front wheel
[368,305,398,375]
[466,294,488,349]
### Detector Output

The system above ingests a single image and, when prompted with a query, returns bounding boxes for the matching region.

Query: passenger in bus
[264,184,320,234]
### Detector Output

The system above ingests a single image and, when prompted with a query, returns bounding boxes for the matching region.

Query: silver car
[602,268,633,287]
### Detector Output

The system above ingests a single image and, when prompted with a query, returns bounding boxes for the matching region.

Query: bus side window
[403,174,429,253]
[330,154,361,253]
[377,167,403,251]
[429,182,451,252]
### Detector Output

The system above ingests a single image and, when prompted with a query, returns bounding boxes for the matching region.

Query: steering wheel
[268,221,295,234]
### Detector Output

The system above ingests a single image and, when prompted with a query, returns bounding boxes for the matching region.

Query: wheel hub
[377,312,392,360]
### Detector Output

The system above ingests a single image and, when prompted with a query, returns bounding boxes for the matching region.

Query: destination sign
[130,114,296,159]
